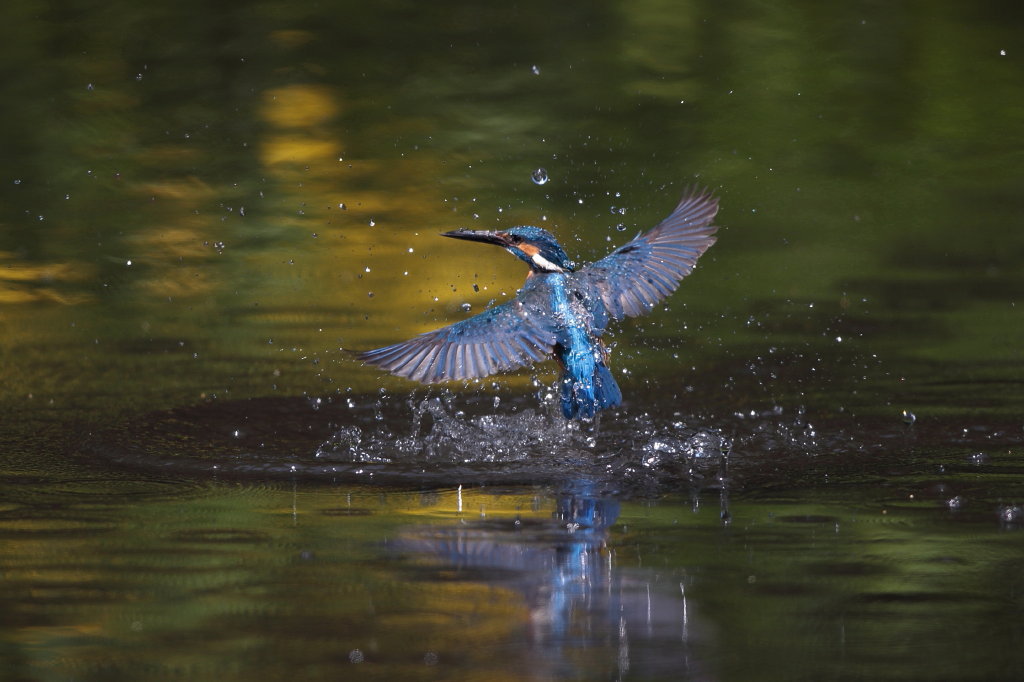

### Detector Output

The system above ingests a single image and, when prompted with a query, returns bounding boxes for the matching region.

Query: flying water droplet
[999,505,1023,524]
[531,168,549,185]
[460,303,472,312]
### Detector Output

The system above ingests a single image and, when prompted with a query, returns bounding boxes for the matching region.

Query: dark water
[2,0,1024,680]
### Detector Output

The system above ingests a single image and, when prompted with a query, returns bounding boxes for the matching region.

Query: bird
[357,185,720,419]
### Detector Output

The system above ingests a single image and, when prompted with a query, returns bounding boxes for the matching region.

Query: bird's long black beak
[441,229,509,247]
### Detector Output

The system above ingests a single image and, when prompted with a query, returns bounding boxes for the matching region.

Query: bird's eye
[508,235,522,244]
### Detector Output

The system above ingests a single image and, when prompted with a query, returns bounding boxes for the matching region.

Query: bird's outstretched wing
[577,186,719,319]
[357,282,558,383]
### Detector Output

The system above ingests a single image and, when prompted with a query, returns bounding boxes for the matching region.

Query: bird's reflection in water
[396,482,711,680]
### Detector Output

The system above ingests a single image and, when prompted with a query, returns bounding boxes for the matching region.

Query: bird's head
[441,225,575,273]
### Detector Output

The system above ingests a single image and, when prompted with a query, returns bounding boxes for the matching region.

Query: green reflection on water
[2,0,1022,418]
[1,482,1022,680]
[1,0,1021,421]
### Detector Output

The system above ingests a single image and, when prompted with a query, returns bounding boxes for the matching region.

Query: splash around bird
[357,186,720,419]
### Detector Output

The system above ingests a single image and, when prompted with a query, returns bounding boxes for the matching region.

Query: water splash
[312,390,736,494]
[86,387,1018,501]
[317,392,588,465]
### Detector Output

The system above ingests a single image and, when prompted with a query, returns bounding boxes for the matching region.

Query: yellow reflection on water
[261,84,340,130]
[250,80,519,356]
[0,252,94,304]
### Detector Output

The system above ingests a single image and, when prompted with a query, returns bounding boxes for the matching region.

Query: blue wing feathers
[357,280,559,383]
[578,185,719,320]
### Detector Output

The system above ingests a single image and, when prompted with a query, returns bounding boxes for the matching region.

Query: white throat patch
[531,252,565,272]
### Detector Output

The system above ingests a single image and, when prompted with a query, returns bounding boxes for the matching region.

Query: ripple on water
[83,389,1024,498]
[84,390,732,491]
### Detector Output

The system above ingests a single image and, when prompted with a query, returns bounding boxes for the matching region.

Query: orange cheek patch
[519,243,539,257]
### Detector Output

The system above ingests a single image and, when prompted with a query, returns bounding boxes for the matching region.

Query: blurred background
[1,1,1022,680]
[2,0,1021,420]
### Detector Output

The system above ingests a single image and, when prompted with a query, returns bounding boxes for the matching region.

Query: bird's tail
[560,362,622,419]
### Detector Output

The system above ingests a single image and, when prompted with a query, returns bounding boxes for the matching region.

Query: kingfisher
[357,186,720,419]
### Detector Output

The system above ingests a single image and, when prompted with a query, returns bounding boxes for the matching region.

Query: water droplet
[901,409,916,425]
[531,168,549,185]
[368,218,375,226]
[338,203,347,210]
[460,303,472,312]
[531,65,541,75]
[126,259,133,266]
[999,505,1022,524]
